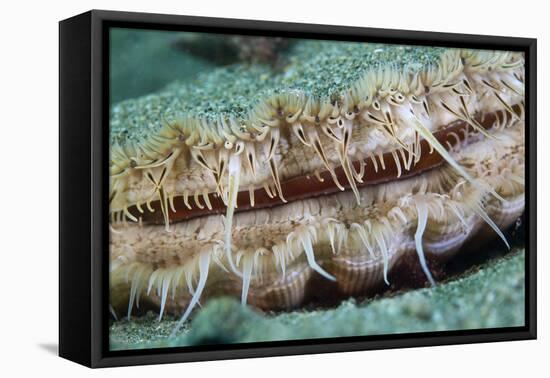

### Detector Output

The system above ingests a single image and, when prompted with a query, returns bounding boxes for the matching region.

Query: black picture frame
[59,9,537,368]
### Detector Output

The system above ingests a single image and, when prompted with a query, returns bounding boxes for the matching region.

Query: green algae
[109,248,525,350]
[281,41,446,98]
[110,39,449,146]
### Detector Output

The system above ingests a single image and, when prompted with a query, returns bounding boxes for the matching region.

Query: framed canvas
[59,9,537,368]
